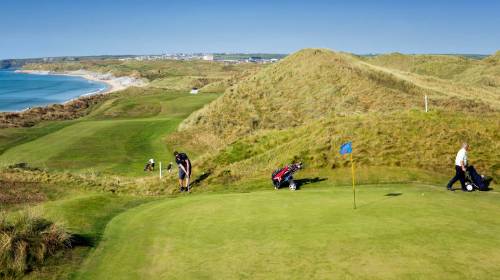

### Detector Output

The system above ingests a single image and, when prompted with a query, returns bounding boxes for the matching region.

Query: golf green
[75,183,500,279]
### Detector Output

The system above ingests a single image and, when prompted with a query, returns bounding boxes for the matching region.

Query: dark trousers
[447,165,466,190]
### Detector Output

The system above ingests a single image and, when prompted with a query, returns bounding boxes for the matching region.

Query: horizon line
[1,51,495,61]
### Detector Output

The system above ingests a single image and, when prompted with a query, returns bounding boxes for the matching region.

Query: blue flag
[339,142,352,155]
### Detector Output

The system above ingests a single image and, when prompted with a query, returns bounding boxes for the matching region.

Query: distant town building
[110,53,283,63]
[203,54,214,61]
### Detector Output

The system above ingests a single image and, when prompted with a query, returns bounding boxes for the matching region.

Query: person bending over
[144,158,155,171]
[447,142,469,191]
[174,151,191,192]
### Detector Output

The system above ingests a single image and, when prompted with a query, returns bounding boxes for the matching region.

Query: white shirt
[148,159,155,164]
[454,148,467,167]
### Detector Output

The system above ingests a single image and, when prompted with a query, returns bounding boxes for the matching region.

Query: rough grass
[0,93,110,128]
[358,60,500,110]
[0,210,70,278]
[365,51,500,88]
[149,76,221,91]
[174,48,499,187]
[74,181,500,280]
[189,111,499,186]
[364,53,475,79]
[180,49,496,144]
[0,164,131,207]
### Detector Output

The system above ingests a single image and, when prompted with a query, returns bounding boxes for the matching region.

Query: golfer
[174,151,191,192]
[144,158,155,172]
[446,142,469,191]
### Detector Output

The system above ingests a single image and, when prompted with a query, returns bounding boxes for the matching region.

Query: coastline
[15,69,147,96]
[1,70,148,127]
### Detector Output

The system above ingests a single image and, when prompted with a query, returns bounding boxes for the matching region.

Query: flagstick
[350,152,356,209]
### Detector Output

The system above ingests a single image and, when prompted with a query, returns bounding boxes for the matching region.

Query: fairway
[75,183,500,279]
[0,92,220,176]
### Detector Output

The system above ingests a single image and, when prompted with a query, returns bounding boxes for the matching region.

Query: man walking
[447,143,469,191]
[174,151,191,192]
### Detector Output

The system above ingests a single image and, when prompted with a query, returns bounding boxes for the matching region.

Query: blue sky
[1,0,499,59]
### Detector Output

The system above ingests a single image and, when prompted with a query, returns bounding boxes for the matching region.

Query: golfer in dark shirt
[174,151,191,192]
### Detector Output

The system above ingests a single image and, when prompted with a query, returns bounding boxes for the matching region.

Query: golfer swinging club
[174,151,191,192]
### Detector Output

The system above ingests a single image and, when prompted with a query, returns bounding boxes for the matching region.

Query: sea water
[0,69,108,112]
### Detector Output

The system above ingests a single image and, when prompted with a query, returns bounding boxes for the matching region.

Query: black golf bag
[465,165,492,191]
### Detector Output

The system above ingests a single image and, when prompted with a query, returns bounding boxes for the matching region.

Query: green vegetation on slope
[365,51,500,87]
[188,111,499,186]
[364,53,474,79]
[0,167,105,209]
[0,122,73,155]
[174,49,499,185]
[180,49,495,143]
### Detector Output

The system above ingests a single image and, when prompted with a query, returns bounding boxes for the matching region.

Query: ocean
[0,69,108,112]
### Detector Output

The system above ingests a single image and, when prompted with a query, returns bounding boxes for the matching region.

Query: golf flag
[340,141,356,209]
[339,142,352,155]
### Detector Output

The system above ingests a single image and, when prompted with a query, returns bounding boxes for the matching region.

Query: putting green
[75,183,500,279]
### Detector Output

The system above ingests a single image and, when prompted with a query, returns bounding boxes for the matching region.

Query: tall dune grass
[179,49,496,145]
[0,210,70,277]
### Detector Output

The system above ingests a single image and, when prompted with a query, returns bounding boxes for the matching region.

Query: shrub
[0,211,70,277]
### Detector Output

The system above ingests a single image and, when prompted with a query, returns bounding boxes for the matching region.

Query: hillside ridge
[180,48,494,142]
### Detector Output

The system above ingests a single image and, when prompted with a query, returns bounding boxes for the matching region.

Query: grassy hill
[180,49,496,140]
[180,49,431,140]
[365,51,500,88]
[175,49,499,185]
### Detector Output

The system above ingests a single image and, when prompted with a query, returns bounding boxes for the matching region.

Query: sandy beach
[15,69,147,95]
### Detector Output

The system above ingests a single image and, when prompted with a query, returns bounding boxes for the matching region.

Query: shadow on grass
[70,233,95,247]
[191,171,212,187]
[295,177,327,189]
[357,192,404,209]
[385,192,403,196]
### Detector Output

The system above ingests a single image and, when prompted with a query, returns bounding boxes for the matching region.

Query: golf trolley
[272,162,303,191]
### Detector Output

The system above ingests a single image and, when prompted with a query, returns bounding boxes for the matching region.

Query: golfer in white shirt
[446,143,469,191]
